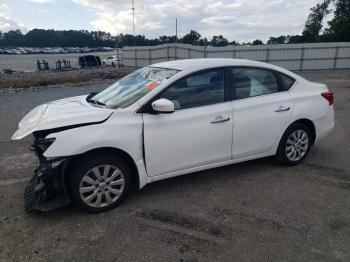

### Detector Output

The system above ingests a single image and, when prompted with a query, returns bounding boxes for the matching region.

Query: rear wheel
[68,155,131,212]
[276,123,312,166]
[111,62,116,67]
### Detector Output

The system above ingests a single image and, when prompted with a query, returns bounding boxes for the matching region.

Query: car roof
[151,58,271,70]
[151,58,303,80]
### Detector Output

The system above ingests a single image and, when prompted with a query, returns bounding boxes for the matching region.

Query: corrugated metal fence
[123,42,350,71]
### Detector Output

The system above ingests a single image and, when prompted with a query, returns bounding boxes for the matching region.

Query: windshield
[91,66,179,108]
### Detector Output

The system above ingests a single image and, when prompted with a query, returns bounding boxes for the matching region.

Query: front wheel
[276,123,312,166]
[68,155,131,212]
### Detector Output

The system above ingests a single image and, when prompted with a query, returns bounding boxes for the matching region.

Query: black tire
[68,154,131,213]
[111,62,116,67]
[276,123,312,166]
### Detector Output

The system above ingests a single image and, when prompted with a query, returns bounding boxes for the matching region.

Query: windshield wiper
[86,92,105,107]
[87,98,105,106]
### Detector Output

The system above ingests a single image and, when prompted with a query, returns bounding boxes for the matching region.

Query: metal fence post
[174,43,177,60]
[232,49,236,58]
[204,42,207,58]
[134,48,137,67]
[148,47,151,65]
[188,48,191,59]
[167,44,169,61]
[266,47,269,63]
[333,46,339,70]
[300,47,305,71]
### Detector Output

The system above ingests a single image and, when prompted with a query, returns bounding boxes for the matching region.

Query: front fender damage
[24,134,72,213]
[22,114,113,213]
[25,157,71,213]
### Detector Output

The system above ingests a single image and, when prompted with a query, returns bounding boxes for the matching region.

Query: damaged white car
[12,59,335,213]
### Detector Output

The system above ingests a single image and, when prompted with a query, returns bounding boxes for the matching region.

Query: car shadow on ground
[27,156,285,219]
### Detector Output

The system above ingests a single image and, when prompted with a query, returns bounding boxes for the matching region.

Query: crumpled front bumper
[24,157,71,213]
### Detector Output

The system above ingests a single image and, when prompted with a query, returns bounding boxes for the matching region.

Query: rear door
[230,67,294,158]
[142,68,234,177]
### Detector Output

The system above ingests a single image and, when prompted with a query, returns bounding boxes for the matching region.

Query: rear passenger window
[278,73,296,91]
[232,68,279,99]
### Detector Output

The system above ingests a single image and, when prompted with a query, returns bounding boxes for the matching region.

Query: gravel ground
[0,70,349,262]
[0,67,133,90]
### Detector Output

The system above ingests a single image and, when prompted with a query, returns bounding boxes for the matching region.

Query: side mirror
[151,98,175,113]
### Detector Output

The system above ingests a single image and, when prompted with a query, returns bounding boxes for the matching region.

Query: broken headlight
[32,137,56,159]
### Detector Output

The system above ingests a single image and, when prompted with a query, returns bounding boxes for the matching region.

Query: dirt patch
[135,208,231,238]
[0,67,134,90]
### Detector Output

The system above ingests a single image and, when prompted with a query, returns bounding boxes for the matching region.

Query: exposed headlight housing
[32,137,56,159]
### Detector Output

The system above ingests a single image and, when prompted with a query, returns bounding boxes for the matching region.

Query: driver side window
[159,69,225,110]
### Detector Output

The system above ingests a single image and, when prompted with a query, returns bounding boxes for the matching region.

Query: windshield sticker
[146,81,157,89]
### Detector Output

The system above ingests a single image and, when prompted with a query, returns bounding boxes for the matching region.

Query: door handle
[275,106,290,112]
[210,116,230,124]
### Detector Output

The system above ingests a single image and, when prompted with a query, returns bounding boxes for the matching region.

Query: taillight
[321,91,334,105]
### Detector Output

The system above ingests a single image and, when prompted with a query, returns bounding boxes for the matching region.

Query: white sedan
[102,55,121,67]
[12,59,335,213]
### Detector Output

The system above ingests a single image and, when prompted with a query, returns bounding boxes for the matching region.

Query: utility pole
[175,18,177,60]
[175,18,178,44]
[132,0,136,46]
[131,0,136,67]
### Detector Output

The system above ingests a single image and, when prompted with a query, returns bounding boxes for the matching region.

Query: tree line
[0,0,349,48]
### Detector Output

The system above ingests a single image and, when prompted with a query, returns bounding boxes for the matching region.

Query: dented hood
[11,95,113,140]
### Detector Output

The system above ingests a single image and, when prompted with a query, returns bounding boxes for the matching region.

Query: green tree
[198,37,207,46]
[324,0,350,41]
[158,35,177,44]
[229,40,239,46]
[267,35,286,44]
[181,30,201,45]
[302,0,332,42]
[211,35,229,47]
[287,35,304,43]
[252,39,264,45]
[2,30,24,46]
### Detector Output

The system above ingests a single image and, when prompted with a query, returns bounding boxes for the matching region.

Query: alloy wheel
[285,129,309,162]
[79,165,125,208]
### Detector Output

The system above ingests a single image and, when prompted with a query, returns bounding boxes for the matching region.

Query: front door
[143,68,233,176]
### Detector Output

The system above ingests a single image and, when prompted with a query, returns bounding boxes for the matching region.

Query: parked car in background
[80,47,92,53]
[12,58,334,213]
[102,55,121,67]
[98,47,113,52]
[0,46,116,54]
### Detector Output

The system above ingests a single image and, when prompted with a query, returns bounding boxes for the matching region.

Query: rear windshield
[92,66,179,108]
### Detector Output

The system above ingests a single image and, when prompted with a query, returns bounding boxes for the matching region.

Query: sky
[0,0,323,42]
